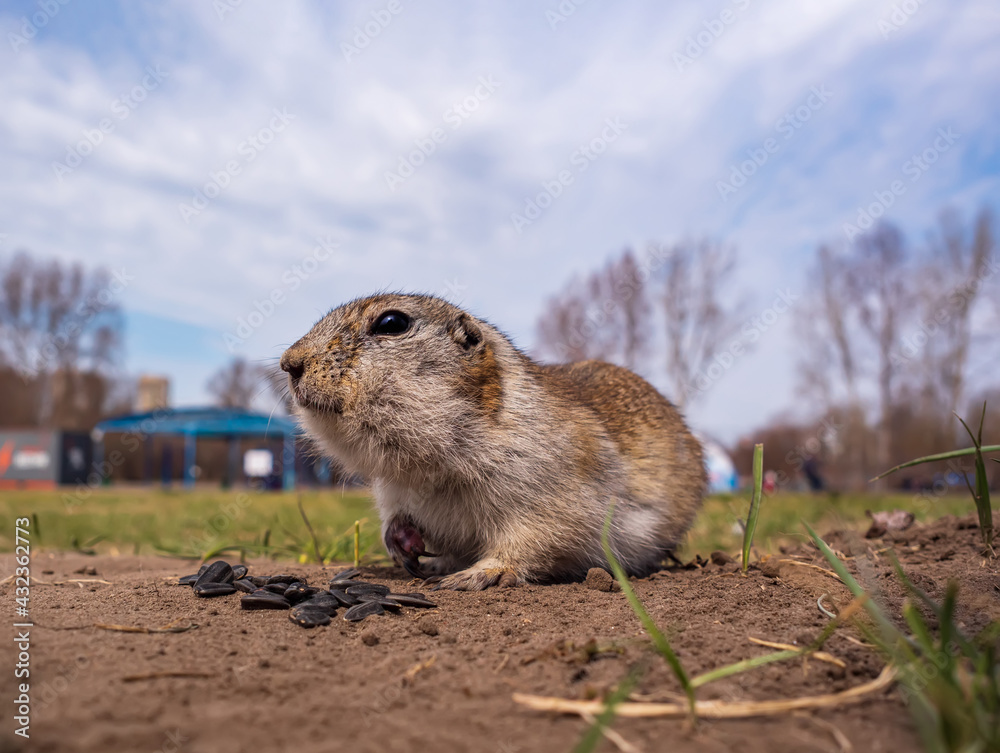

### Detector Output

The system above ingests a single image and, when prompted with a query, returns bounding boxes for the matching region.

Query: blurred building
[136,375,170,412]
[0,430,92,489]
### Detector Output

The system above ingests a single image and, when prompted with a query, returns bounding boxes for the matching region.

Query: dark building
[0,430,93,490]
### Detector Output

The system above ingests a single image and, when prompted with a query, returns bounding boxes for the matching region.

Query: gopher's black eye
[371,310,411,335]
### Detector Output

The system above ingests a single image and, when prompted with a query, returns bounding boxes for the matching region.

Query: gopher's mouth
[292,388,343,415]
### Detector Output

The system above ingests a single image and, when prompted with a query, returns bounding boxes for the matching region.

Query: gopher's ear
[447,314,483,352]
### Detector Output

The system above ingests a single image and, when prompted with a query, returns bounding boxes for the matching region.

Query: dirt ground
[2,514,997,753]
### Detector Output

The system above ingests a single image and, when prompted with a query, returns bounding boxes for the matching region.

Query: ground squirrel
[281,293,705,590]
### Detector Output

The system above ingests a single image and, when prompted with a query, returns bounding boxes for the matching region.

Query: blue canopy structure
[93,407,300,490]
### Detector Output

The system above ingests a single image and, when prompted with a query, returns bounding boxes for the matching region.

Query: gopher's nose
[280,349,305,384]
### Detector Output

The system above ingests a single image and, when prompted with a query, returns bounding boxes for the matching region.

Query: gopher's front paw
[433,558,524,591]
[384,516,437,578]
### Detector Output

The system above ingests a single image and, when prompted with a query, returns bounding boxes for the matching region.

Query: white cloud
[0,0,996,441]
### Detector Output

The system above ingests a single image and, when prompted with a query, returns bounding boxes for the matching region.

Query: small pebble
[584,567,615,592]
[361,630,380,646]
[710,550,734,566]
[418,616,440,636]
[759,559,782,579]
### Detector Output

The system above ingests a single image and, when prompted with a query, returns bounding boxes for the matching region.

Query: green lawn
[0,486,984,563]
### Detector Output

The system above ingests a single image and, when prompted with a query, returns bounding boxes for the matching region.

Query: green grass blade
[742,443,764,573]
[572,666,643,753]
[691,649,800,688]
[870,444,1000,481]
[601,506,696,716]
[803,523,900,643]
[902,601,937,655]
[957,408,994,549]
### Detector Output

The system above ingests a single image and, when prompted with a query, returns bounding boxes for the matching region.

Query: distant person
[803,457,824,491]
[762,469,778,494]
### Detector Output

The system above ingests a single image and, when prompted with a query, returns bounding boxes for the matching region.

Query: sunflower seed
[345,583,390,596]
[290,607,332,628]
[241,591,291,610]
[194,561,234,587]
[387,593,438,609]
[193,582,237,597]
[343,600,385,622]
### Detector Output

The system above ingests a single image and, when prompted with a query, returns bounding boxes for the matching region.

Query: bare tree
[795,211,995,485]
[850,223,915,475]
[0,250,125,428]
[207,357,266,410]
[535,241,746,408]
[794,245,871,486]
[0,251,122,376]
[656,239,745,408]
[535,248,650,370]
[914,207,995,433]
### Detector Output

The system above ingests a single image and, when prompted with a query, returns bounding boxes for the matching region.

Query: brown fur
[281,293,706,590]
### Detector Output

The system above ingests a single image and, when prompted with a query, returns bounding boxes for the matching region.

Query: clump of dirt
[3,514,996,753]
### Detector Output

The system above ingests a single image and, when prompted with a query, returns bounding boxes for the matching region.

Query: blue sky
[1,0,998,442]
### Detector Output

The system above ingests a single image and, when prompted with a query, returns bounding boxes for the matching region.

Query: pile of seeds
[178,561,437,628]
